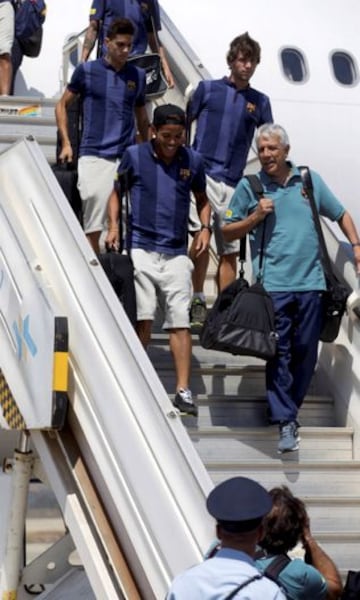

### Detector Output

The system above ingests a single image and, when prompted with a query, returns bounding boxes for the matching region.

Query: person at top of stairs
[223,123,360,454]
[105,103,211,417]
[256,485,343,599]
[0,0,14,95]
[81,0,174,88]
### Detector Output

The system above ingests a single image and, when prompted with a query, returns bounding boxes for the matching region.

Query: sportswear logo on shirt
[90,8,96,15]
[225,209,233,218]
[246,102,256,113]
[127,80,137,91]
[179,168,191,181]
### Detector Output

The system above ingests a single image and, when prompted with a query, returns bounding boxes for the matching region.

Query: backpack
[341,570,360,599]
[14,0,47,57]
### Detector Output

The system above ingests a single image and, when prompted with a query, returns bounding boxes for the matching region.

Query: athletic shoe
[173,388,198,417]
[190,297,207,327]
[278,421,300,454]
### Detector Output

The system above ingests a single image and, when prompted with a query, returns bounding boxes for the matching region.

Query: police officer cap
[153,104,186,127]
[206,477,272,533]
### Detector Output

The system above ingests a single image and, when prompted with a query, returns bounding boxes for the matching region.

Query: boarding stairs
[0,7,359,599]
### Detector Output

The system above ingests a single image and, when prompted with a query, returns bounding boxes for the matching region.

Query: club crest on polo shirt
[246,102,256,113]
[179,168,191,181]
[127,80,137,91]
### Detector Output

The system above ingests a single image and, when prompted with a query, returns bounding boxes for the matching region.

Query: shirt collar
[259,161,300,188]
[222,76,250,92]
[214,547,256,566]
[149,140,187,165]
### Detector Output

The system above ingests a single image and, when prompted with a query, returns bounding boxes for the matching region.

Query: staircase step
[317,537,360,571]
[173,395,335,427]
[188,426,353,461]
[304,497,360,532]
[206,460,360,496]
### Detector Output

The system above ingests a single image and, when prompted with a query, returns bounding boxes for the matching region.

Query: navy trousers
[266,291,323,423]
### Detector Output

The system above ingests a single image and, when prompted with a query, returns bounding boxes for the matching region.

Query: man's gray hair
[255,123,290,148]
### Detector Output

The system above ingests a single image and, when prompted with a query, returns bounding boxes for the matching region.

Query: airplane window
[280,48,307,83]
[331,51,357,85]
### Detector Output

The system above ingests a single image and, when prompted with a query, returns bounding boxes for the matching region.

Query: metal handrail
[60,29,87,91]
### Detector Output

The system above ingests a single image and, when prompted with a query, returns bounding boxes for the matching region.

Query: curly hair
[226,32,261,66]
[259,486,308,554]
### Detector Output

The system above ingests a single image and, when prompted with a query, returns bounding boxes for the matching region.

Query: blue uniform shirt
[189,78,273,187]
[89,0,161,57]
[68,58,146,159]
[167,548,286,599]
[119,142,206,255]
[256,556,328,600]
[225,164,345,291]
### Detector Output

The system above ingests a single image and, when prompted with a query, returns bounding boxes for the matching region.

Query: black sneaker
[278,421,300,454]
[190,297,207,327]
[173,388,198,416]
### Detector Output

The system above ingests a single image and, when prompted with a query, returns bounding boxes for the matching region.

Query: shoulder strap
[116,170,130,255]
[223,574,263,600]
[263,554,291,582]
[245,174,265,199]
[298,165,335,284]
[244,174,267,279]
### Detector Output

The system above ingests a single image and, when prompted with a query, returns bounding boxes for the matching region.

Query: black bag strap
[263,554,291,582]
[244,174,267,281]
[223,574,263,600]
[185,96,192,147]
[298,166,336,286]
[115,170,131,255]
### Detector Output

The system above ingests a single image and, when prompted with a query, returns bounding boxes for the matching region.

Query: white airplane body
[15,0,360,232]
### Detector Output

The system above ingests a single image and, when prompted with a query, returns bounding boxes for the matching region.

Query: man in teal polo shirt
[223,123,360,453]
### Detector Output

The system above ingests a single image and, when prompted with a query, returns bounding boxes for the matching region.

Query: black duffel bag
[200,278,278,361]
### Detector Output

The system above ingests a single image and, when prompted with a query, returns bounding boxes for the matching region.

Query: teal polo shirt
[256,556,328,599]
[225,164,345,292]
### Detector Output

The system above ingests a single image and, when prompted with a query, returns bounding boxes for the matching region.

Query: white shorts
[131,249,193,329]
[0,2,14,55]
[78,156,120,234]
[189,175,239,255]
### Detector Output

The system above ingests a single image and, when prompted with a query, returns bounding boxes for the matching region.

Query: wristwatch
[200,223,212,233]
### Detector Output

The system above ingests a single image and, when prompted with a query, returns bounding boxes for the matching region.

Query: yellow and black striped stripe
[0,369,26,430]
[52,316,69,429]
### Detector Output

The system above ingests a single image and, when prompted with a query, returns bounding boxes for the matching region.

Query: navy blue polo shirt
[119,141,206,255]
[189,77,273,187]
[89,0,161,57]
[68,58,146,159]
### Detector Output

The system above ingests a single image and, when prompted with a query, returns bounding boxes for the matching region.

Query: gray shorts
[78,156,120,234]
[189,175,239,255]
[0,2,14,55]
[132,249,193,329]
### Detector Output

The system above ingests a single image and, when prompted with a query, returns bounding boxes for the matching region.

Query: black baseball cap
[153,104,186,127]
[206,477,272,533]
